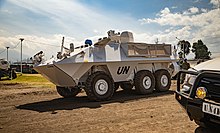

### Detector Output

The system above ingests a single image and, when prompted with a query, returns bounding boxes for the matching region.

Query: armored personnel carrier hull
[34,30,176,101]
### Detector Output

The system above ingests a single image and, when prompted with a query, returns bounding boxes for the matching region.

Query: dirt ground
[0,80,219,133]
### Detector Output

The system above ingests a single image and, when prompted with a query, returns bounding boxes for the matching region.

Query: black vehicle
[175,57,220,128]
[10,63,37,74]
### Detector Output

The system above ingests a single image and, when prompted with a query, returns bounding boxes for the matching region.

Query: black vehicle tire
[120,82,133,92]
[195,120,208,128]
[12,70,17,79]
[154,70,171,92]
[0,70,3,80]
[56,86,81,98]
[85,71,114,101]
[134,70,155,94]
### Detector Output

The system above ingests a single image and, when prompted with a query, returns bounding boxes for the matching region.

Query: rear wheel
[56,86,81,98]
[85,71,114,101]
[134,70,155,94]
[155,70,171,92]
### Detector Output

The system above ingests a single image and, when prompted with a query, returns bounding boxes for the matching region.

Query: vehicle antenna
[61,37,65,54]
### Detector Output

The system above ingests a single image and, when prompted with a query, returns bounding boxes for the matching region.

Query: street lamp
[6,47,9,62]
[20,38,24,73]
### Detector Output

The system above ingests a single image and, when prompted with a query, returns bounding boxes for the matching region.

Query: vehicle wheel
[56,86,81,98]
[120,82,133,92]
[12,70,17,79]
[85,71,114,101]
[0,70,3,80]
[195,120,208,128]
[155,70,171,92]
[134,70,155,94]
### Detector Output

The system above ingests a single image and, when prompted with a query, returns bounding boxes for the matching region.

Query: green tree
[177,40,191,58]
[192,40,211,59]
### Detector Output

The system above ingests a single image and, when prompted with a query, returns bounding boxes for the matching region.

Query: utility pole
[6,47,9,62]
[218,0,220,9]
[60,37,65,54]
[20,38,24,73]
[155,38,159,44]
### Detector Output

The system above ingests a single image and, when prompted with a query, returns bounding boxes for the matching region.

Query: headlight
[181,75,196,93]
[187,75,196,85]
[196,87,207,99]
[182,85,191,92]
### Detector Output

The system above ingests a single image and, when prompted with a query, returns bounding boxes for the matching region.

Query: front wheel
[134,70,155,94]
[85,71,114,101]
[195,120,208,128]
[56,86,81,98]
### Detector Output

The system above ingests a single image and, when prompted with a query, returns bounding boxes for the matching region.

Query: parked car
[175,57,220,127]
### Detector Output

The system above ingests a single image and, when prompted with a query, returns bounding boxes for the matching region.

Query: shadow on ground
[195,126,220,133]
[16,90,174,112]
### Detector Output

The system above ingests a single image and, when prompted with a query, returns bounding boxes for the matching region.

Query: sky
[0,0,219,62]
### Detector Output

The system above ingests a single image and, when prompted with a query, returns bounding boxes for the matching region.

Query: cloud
[201,8,208,13]
[193,0,201,3]
[0,0,145,61]
[139,6,218,27]
[1,0,220,61]
[139,3,220,58]
[5,0,142,39]
[160,7,171,16]
[171,6,177,9]
[0,34,81,61]
[210,0,220,7]
[188,7,199,14]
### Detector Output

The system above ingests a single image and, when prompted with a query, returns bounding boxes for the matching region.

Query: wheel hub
[95,79,108,95]
[143,76,151,90]
[161,75,168,87]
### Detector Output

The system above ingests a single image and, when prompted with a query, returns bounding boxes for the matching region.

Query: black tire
[56,86,81,98]
[195,120,208,128]
[0,74,2,81]
[134,70,155,94]
[120,82,133,92]
[85,71,114,101]
[12,71,17,79]
[154,70,171,92]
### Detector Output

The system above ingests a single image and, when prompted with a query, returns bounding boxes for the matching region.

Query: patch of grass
[0,74,54,88]
[12,74,50,83]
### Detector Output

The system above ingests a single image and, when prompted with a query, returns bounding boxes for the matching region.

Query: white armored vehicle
[0,59,17,80]
[34,30,175,101]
